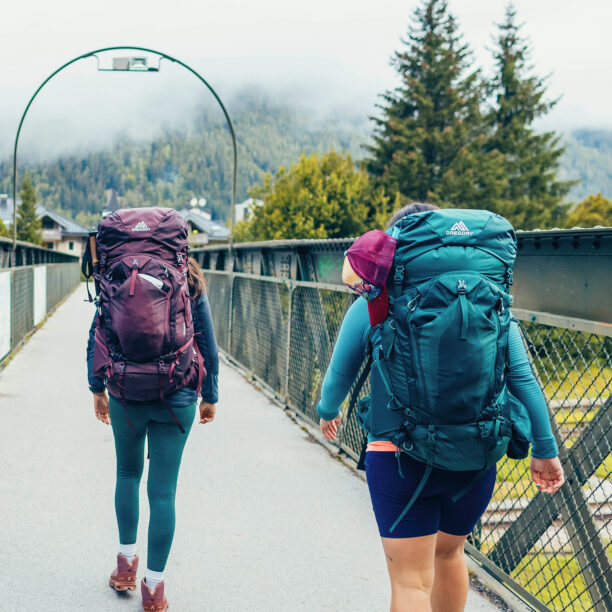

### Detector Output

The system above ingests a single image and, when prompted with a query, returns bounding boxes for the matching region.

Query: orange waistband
[366,440,398,452]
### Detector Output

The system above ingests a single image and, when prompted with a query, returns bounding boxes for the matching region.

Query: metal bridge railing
[204,269,611,612]
[0,262,80,365]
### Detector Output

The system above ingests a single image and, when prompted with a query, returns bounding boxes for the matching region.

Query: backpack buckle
[403,410,416,430]
[479,422,489,438]
[506,269,514,286]
[497,297,505,315]
[457,279,467,294]
[393,265,405,284]
[427,425,436,443]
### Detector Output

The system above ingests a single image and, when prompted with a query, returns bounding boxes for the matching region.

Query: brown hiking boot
[109,553,138,592]
[141,578,169,611]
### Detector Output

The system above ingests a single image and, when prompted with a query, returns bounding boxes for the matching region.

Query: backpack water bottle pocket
[505,391,532,460]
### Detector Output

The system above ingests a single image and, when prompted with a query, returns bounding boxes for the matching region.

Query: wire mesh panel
[287,286,356,425]
[46,263,80,311]
[230,276,290,397]
[208,255,611,610]
[10,267,34,350]
[480,320,612,611]
[204,271,231,352]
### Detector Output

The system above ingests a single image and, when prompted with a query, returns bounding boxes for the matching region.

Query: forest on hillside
[0,94,370,226]
[1,93,611,228]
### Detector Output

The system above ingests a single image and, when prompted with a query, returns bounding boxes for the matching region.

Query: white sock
[119,543,137,563]
[145,569,164,590]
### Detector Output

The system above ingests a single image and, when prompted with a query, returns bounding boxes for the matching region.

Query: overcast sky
[1,0,610,160]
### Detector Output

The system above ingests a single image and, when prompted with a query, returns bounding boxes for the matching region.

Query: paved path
[0,286,502,611]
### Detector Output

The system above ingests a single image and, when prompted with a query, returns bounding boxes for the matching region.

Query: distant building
[0,196,89,255]
[179,209,230,245]
[38,206,90,257]
[105,189,120,213]
[0,194,18,227]
[234,198,263,223]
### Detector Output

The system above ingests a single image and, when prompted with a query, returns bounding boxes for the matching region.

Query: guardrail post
[284,284,293,405]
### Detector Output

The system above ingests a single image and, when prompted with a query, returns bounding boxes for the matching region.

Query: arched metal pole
[12,46,238,255]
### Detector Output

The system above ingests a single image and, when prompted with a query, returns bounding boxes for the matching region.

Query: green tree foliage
[565,193,612,228]
[17,174,42,245]
[0,218,10,238]
[487,3,574,228]
[235,151,389,241]
[366,0,506,210]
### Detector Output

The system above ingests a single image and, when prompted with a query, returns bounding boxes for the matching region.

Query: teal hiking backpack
[355,209,526,531]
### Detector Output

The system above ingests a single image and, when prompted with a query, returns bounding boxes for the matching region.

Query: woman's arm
[506,319,564,493]
[316,298,371,422]
[192,293,219,405]
[507,320,558,458]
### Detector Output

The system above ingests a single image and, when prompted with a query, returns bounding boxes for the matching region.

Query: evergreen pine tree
[488,3,574,228]
[17,174,42,245]
[0,218,10,238]
[366,0,506,209]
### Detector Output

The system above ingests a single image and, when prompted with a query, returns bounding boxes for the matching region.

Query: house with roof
[0,195,90,256]
[178,209,230,246]
[235,198,263,223]
[38,207,90,256]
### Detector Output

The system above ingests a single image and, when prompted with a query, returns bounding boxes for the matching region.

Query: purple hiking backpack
[85,208,204,429]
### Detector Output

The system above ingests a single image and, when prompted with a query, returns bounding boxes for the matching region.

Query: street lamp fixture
[11,46,237,262]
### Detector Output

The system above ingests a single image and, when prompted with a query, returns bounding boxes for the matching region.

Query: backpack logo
[131,221,150,232]
[446,221,472,236]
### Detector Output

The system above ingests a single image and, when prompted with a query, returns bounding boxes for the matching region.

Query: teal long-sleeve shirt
[316,298,559,459]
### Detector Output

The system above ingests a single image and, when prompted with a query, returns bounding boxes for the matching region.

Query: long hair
[187,257,207,298]
[387,202,440,228]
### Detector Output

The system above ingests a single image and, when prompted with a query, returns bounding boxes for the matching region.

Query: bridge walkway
[0,286,501,611]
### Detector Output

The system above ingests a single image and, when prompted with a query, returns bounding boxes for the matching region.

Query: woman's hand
[530,456,565,493]
[320,413,342,441]
[93,391,111,425]
[199,401,216,424]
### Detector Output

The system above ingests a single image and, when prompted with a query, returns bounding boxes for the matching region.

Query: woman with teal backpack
[318,203,564,612]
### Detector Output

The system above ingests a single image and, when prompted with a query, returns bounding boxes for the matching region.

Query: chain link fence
[1,262,80,364]
[204,269,611,612]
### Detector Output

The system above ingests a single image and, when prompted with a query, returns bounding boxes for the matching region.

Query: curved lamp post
[11,46,238,255]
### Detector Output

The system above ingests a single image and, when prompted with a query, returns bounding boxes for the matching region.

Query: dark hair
[187,258,207,298]
[386,202,440,228]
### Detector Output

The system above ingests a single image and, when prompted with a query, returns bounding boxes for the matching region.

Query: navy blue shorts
[365,451,496,538]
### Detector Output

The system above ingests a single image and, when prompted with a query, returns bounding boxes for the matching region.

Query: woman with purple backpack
[85,208,219,611]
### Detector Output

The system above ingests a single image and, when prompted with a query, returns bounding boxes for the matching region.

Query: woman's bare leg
[381,534,437,612]
[431,531,469,612]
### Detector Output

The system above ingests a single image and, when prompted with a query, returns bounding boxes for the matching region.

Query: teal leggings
[108,397,196,572]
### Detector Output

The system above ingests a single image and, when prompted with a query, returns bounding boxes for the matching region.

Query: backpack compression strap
[389,462,433,534]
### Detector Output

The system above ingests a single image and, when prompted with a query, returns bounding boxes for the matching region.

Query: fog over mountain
[1,90,610,228]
